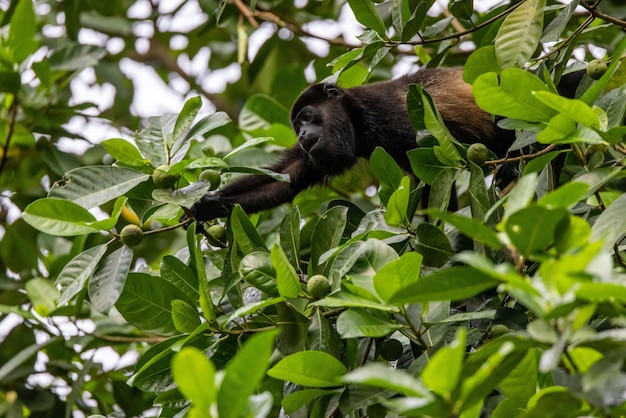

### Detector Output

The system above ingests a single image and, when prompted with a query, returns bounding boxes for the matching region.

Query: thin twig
[486,144,560,166]
[580,1,626,29]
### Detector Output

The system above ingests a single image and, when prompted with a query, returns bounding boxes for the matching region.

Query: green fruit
[490,324,510,338]
[199,169,221,190]
[152,165,178,189]
[307,274,331,299]
[207,224,227,242]
[366,403,387,418]
[587,59,608,80]
[201,144,215,157]
[120,224,144,247]
[379,338,403,361]
[466,143,488,166]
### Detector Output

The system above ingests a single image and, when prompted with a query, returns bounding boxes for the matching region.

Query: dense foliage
[2,0,626,416]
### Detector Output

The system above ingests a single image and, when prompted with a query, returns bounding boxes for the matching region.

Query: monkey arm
[189,146,327,221]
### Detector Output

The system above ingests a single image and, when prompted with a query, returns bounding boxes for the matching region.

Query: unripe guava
[201,144,215,157]
[307,274,331,299]
[587,59,608,80]
[379,338,403,361]
[467,143,488,166]
[152,165,178,189]
[207,224,227,242]
[199,169,221,190]
[120,224,143,247]
[490,324,510,338]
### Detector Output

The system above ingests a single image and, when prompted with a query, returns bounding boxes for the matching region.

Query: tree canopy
[2,0,626,417]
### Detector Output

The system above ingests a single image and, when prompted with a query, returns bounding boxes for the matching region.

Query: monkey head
[290,83,358,174]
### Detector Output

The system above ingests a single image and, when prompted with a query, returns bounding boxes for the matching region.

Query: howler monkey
[188,67,584,222]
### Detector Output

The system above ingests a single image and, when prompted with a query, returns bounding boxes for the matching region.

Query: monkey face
[291,84,357,174]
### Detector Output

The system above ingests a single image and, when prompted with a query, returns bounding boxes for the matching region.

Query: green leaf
[160,255,199,305]
[464,46,500,84]
[422,328,466,395]
[0,338,58,382]
[89,246,133,314]
[171,299,201,333]
[534,91,600,129]
[473,69,554,122]
[388,267,499,305]
[23,198,100,236]
[282,389,342,413]
[503,173,537,218]
[384,176,411,226]
[239,251,278,296]
[172,96,201,150]
[8,0,38,62]
[192,232,217,324]
[370,147,403,205]
[172,347,215,410]
[422,209,503,250]
[135,114,175,167]
[401,1,428,42]
[497,349,537,401]
[25,278,59,317]
[468,161,491,222]
[223,137,274,160]
[218,330,277,418]
[48,43,106,71]
[0,71,21,93]
[230,205,268,255]
[268,351,347,387]
[504,207,569,258]
[537,182,589,209]
[415,222,454,268]
[347,0,387,37]
[270,244,300,298]
[239,94,291,131]
[309,206,348,276]
[420,85,463,164]
[116,272,188,336]
[590,192,626,252]
[374,252,423,303]
[183,111,231,143]
[494,0,545,68]
[342,363,430,397]
[336,309,402,338]
[49,166,150,209]
[56,244,108,306]
[407,148,446,185]
[279,207,301,269]
[102,138,150,167]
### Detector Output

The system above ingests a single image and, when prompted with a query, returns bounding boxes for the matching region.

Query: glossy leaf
[218,331,277,418]
[268,351,347,387]
[336,309,402,338]
[56,244,108,306]
[388,267,499,305]
[49,166,150,209]
[23,198,99,236]
[494,0,545,68]
[270,244,300,298]
[89,246,133,314]
[172,347,215,411]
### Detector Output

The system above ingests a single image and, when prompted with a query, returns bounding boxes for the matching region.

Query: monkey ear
[323,84,342,98]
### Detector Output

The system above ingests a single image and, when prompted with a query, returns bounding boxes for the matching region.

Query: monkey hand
[180,194,232,230]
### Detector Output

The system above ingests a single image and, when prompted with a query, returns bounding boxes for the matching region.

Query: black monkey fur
[188,67,585,222]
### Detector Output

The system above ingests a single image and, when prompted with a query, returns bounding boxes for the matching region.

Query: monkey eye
[300,109,314,122]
